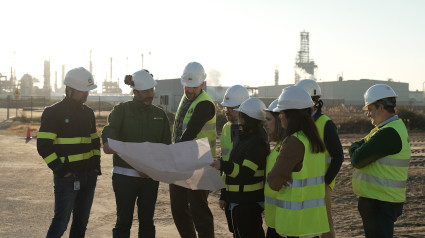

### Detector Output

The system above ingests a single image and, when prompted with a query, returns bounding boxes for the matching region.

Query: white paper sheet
[108,137,225,191]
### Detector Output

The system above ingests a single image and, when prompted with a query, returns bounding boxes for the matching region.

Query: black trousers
[112,173,159,238]
[358,197,404,238]
[265,227,280,238]
[169,184,214,238]
[231,203,265,238]
[224,204,237,237]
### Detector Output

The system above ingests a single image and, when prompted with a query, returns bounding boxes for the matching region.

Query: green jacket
[102,98,172,169]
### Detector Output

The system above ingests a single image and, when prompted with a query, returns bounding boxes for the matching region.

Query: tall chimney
[89,50,93,74]
[110,57,113,82]
[54,71,58,92]
[274,65,279,86]
[44,60,51,90]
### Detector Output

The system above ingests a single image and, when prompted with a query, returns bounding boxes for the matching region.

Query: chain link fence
[0,96,132,122]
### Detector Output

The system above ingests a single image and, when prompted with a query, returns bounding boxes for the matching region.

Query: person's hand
[63,172,72,178]
[103,142,116,154]
[349,141,363,154]
[282,178,293,187]
[219,200,227,210]
[137,171,150,178]
[267,174,293,191]
[210,160,221,170]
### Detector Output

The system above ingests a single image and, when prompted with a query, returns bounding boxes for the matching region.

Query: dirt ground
[0,121,424,237]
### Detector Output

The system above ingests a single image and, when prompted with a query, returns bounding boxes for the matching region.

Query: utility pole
[149,51,152,71]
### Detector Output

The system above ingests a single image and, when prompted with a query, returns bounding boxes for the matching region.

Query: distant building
[205,86,229,103]
[409,90,425,106]
[153,79,232,112]
[102,81,122,94]
[20,74,37,96]
[153,78,183,112]
[0,73,15,96]
[257,79,416,106]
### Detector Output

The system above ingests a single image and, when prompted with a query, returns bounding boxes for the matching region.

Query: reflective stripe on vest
[90,132,99,139]
[266,196,325,210]
[38,132,100,165]
[287,176,324,188]
[225,157,265,192]
[44,152,58,164]
[38,131,57,140]
[38,133,99,145]
[254,170,264,177]
[59,149,101,163]
[352,119,410,203]
[226,181,264,192]
[55,137,92,144]
[243,159,258,172]
[315,114,336,189]
[265,175,324,189]
[275,131,329,236]
[173,91,217,157]
[353,171,406,188]
[229,163,240,178]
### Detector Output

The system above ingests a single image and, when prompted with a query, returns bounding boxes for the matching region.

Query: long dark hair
[282,108,325,153]
[239,112,263,133]
[268,111,285,142]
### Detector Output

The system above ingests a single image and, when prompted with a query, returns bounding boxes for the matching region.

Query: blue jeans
[358,197,404,238]
[112,173,159,238]
[46,170,98,238]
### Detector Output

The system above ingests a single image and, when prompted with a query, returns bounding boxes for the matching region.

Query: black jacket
[37,97,101,177]
[221,128,269,204]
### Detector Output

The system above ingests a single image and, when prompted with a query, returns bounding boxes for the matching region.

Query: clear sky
[1,0,424,94]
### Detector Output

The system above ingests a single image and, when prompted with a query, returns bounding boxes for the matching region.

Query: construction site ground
[0,120,424,237]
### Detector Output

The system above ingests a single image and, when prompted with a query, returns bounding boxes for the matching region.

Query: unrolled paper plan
[108,137,225,191]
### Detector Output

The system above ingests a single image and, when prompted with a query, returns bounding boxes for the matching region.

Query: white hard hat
[264,99,278,112]
[131,70,157,90]
[295,78,321,97]
[181,62,207,87]
[235,97,266,121]
[64,67,97,91]
[273,86,314,112]
[363,84,398,110]
[221,85,250,107]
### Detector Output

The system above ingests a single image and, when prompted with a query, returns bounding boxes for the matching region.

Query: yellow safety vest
[221,121,232,161]
[352,119,410,203]
[264,141,282,229]
[272,131,329,236]
[173,91,217,157]
[220,121,233,182]
[315,114,336,189]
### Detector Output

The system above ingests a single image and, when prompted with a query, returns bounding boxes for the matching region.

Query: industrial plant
[0,31,423,112]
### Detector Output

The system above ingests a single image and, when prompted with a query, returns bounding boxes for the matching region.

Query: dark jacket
[221,128,269,204]
[37,97,101,177]
[101,98,172,169]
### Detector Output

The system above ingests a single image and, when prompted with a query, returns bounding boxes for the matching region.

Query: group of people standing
[37,61,411,238]
[213,82,342,238]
